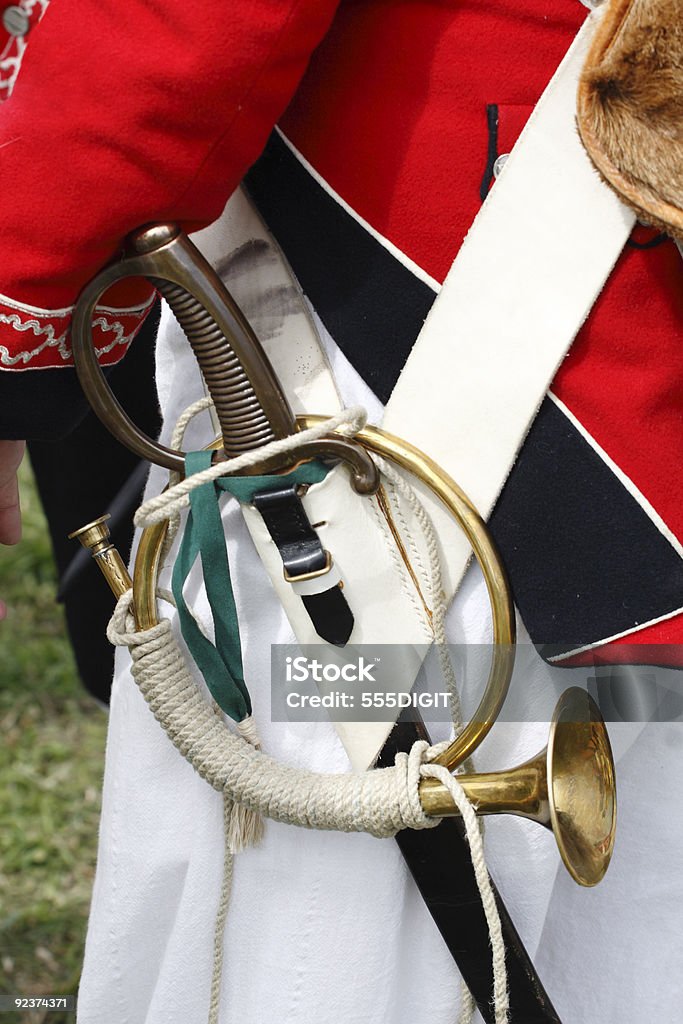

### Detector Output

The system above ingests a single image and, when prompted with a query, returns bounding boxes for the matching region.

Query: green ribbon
[171,451,328,723]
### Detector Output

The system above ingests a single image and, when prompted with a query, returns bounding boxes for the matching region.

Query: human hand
[0,440,26,620]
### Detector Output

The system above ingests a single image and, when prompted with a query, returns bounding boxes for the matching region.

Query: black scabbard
[377,717,562,1024]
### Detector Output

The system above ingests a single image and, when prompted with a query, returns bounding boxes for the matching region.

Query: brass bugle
[69,517,615,889]
[419,686,616,888]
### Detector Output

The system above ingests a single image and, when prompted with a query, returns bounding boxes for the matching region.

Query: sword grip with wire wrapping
[150,276,278,456]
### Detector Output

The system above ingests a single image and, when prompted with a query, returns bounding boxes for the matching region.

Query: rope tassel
[226,717,265,853]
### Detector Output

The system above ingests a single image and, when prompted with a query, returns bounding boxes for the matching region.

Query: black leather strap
[377,715,562,1024]
[252,485,353,646]
[253,485,329,578]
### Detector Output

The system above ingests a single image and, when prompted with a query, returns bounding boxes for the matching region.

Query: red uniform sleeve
[0,0,339,435]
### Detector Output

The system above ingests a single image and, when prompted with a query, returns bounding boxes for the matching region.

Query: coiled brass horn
[68,223,517,772]
[71,515,616,887]
[69,223,616,891]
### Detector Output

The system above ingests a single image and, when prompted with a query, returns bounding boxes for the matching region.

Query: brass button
[2,5,30,37]
[493,153,509,179]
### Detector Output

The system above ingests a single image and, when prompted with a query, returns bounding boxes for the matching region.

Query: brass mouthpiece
[419,687,616,888]
[68,515,135,618]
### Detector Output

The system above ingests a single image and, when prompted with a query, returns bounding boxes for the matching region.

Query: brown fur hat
[577,0,683,239]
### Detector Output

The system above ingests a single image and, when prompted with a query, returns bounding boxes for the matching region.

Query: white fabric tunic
[77,254,683,1023]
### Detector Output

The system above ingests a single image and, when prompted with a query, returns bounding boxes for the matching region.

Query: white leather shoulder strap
[382,7,634,596]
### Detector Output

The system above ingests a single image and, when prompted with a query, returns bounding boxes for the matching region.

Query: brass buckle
[283,550,332,583]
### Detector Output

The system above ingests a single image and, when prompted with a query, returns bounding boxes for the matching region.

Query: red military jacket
[1,0,681,661]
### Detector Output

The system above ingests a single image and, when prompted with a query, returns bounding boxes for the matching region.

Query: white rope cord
[140,399,214,570]
[163,394,218,556]
[116,401,508,1024]
[134,406,368,528]
[170,394,216,452]
[375,455,465,731]
[374,456,493,1024]
[459,985,477,1024]
[108,589,440,834]
[421,764,510,1024]
[208,795,234,1024]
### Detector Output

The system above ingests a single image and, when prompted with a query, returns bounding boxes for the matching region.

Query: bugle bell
[419,685,616,887]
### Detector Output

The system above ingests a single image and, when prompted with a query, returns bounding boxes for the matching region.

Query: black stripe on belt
[252,484,353,647]
[377,714,562,1024]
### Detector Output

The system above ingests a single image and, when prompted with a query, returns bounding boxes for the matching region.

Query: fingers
[0,439,26,546]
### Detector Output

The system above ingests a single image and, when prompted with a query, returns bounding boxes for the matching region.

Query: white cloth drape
[77,270,683,1024]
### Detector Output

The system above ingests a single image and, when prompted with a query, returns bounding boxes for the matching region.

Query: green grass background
[0,461,107,1023]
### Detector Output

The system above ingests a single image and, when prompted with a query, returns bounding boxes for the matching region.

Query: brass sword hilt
[70,223,379,493]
